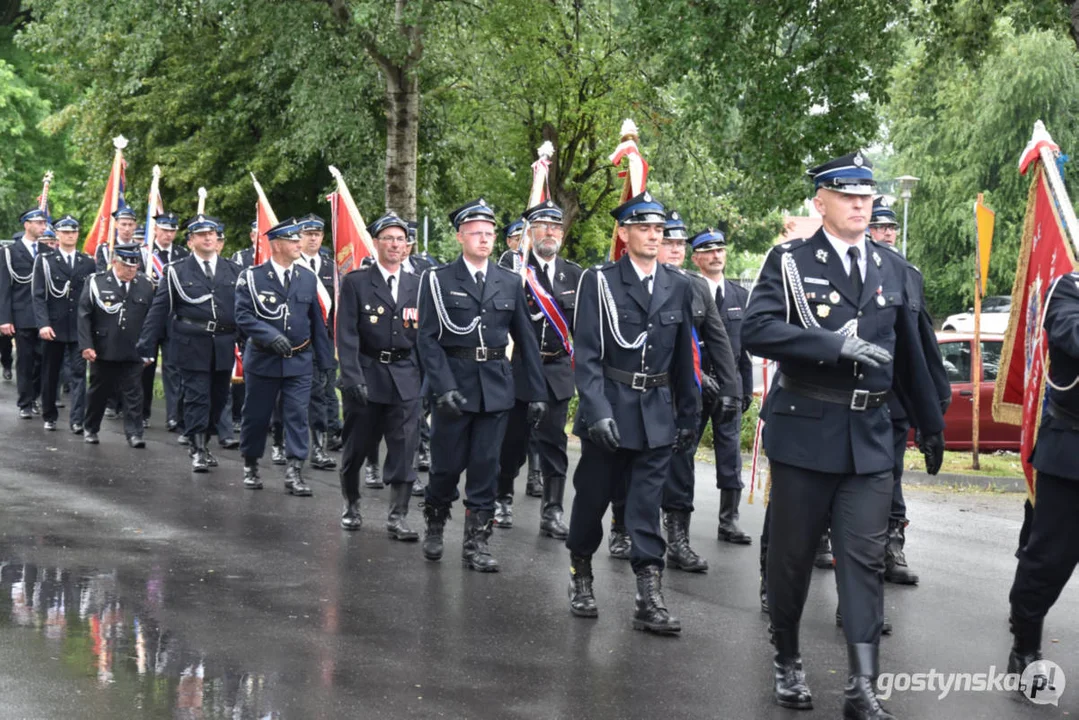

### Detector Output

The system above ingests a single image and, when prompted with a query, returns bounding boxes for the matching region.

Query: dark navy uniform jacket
[77,271,155,362]
[137,254,242,373]
[417,256,545,413]
[231,247,256,269]
[717,278,754,397]
[32,250,96,343]
[0,241,43,329]
[337,265,421,404]
[497,253,583,402]
[678,268,737,395]
[1032,271,1079,481]
[743,229,945,475]
[95,242,147,273]
[145,243,190,283]
[234,262,333,378]
[572,255,701,450]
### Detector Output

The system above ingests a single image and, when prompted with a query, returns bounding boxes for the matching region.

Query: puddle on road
[0,561,282,719]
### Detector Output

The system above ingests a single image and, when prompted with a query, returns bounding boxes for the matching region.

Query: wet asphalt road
[0,382,1076,720]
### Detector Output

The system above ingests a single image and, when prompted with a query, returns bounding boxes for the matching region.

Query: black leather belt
[541,348,569,364]
[445,346,507,362]
[362,346,412,364]
[778,374,889,412]
[604,366,669,391]
[1047,400,1079,430]
[176,316,236,334]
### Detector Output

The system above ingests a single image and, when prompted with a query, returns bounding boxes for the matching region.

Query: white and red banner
[249,173,277,267]
[83,136,128,258]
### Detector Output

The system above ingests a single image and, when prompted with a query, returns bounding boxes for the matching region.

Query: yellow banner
[975,193,995,295]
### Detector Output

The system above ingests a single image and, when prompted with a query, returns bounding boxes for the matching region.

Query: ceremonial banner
[143,166,165,280]
[993,132,1078,499]
[326,166,375,331]
[975,195,995,296]
[607,119,649,261]
[249,173,277,266]
[83,136,128,257]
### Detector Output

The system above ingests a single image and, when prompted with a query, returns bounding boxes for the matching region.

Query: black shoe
[884,518,919,585]
[843,644,894,719]
[1007,615,1044,678]
[411,478,425,497]
[717,489,752,544]
[539,476,569,539]
[608,525,632,559]
[462,509,499,572]
[422,504,449,561]
[70,423,83,435]
[142,418,150,429]
[271,444,286,465]
[43,420,56,431]
[104,407,119,420]
[493,496,513,529]
[773,628,813,709]
[31,401,40,415]
[326,430,343,452]
[18,407,31,419]
[632,566,680,634]
[310,431,337,470]
[166,419,179,432]
[285,458,312,496]
[243,458,263,490]
[759,543,769,613]
[127,435,145,449]
[55,400,65,409]
[814,530,835,569]
[569,555,598,618]
[525,469,544,497]
[1,367,10,381]
[191,435,210,473]
[364,462,384,488]
[341,500,362,531]
[178,434,191,446]
[84,431,100,444]
[218,438,239,450]
[415,440,430,471]
[387,484,419,541]
[232,420,242,435]
[205,449,219,468]
[664,510,708,572]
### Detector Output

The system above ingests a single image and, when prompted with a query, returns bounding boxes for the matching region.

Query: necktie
[715,285,724,309]
[309,256,318,274]
[388,275,397,303]
[475,270,485,289]
[543,263,552,287]
[203,259,214,281]
[643,275,653,296]
[118,280,128,298]
[162,249,169,266]
[848,246,863,299]
[67,254,74,271]
[31,242,37,258]
[284,268,292,290]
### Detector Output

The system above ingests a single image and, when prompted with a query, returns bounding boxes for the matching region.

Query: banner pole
[1035,124,1079,257]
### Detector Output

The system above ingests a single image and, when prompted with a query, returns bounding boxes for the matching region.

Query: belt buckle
[631,372,648,391]
[475,347,488,362]
[850,389,870,411]
[379,350,393,364]
[206,320,217,332]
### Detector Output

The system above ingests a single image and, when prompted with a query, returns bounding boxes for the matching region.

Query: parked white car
[941,295,1011,334]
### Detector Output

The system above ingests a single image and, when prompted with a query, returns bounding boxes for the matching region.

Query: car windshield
[982,296,1011,312]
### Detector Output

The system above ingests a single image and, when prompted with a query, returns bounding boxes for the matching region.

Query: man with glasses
[336,211,423,537]
[417,199,546,572]
[495,201,583,540]
[1,207,51,418]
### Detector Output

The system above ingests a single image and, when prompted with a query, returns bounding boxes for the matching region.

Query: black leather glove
[701,374,720,410]
[269,335,292,357]
[741,394,753,414]
[587,418,621,453]
[838,336,893,368]
[436,390,466,417]
[918,431,945,476]
[716,395,739,425]
[527,401,548,428]
[674,427,697,454]
[343,384,368,406]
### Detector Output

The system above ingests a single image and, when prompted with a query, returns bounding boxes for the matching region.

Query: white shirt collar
[376,262,400,286]
[823,229,867,280]
[301,252,320,267]
[270,258,293,280]
[111,270,128,287]
[703,274,722,299]
[155,242,172,254]
[462,257,489,280]
[22,237,37,254]
[627,256,657,282]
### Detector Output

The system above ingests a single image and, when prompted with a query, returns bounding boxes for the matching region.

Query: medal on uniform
[370,315,378,324]
[876,286,885,306]
[829,291,841,305]
[815,249,829,264]
[817,304,831,318]
[377,306,385,315]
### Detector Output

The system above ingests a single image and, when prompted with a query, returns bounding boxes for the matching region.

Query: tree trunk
[1070,1,1079,54]
[384,68,419,220]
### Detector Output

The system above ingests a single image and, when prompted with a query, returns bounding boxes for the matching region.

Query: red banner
[327,191,369,279]
[607,126,649,261]
[83,149,126,257]
[993,162,1078,498]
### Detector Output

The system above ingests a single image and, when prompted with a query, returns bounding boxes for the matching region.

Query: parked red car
[909,332,1020,452]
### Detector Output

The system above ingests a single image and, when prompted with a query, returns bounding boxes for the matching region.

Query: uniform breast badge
[817,304,831,318]
[829,291,841,305]
[815,249,829,264]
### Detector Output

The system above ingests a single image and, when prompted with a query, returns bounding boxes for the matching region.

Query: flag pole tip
[537,141,555,159]
[619,119,639,139]
[197,187,207,198]
[112,135,128,150]
[328,165,342,179]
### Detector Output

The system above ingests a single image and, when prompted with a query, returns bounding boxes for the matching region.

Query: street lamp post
[897,175,920,257]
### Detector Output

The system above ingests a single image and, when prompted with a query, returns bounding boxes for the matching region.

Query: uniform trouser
[41,340,86,425]
[890,419,910,523]
[84,360,143,437]
[709,402,744,490]
[567,439,672,572]
[1009,471,1079,623]
[307,367,329,433]
[14,328,42,409]
[179,365,231,438]
[322,366,341,433]
[497,396,570,498]
[425,409,509,512]
[0,334,12,369]
[767,460,892,645]
[240,372,312,461]
[662,422,704,513]
[141,353,182,424]
[341,394,420,502]
[231,382,245,424]
[216,388,235,441]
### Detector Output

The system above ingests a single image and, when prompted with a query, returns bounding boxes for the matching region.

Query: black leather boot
[664,510,708,572]
[422,504,449,561]
[717,489,752,544]
[462,509,499,572]
[243,456,263,490]
[271,424,286,464]
[191,434,210,473]
[387,483,418,541]
[632,566,680,635]
[204,435,219,467]
[568,554,598,618]
[539,475,569,539]
[836,607,892,635]
[310,431,337,470]
[364,461,384,489]
[525,448,543,497]
[493,496,513,528]
[285,458,312,496]
[326,429,343,452]
[883,519,918,585]
[340,468,362,530]
[759,542,769,613]
[772,628,813,709]
[814,530,835,569]
[415,436,430,471]
[843,643,894,719]
[608,523,632,560]
[1007,615,1044,676]
[411,478,425,496]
